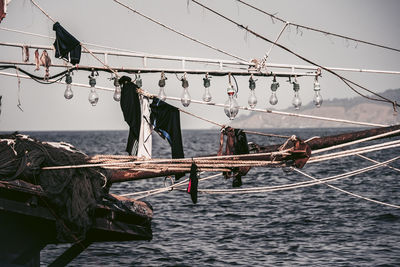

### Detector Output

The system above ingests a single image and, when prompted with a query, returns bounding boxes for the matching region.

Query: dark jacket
[119,76,141,155]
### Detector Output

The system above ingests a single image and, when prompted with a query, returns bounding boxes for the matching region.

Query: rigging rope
[177,104,290,138]
[260,22,289,68]
[151,93,387,128]
[24,0,400,109]
[0,67,389,128]
[0,27,145,55]
[356,154,400,173]
[39,137,400,171]
[190,0,400,109]
[3,28,400,75]
[30,0,120,78]
[235,0,400,53]
[121,157,400,208]
[312,129,400,154]
[30,0,56,23]
[292,167,400,209]
[111,0,247,62]
[308,139,400,163]
[120,173,222,199]
[197,156,400,194]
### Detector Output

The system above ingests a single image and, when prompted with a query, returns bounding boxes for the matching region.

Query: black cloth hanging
[187,163,198,204]
[53,22,81,65]
[119,76,141,155]
[150,98,184,180]
[150,98,184,159]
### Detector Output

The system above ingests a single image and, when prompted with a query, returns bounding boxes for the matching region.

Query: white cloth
[137,96,152,158]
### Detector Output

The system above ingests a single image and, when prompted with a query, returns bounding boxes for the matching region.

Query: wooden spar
[258,124,400,152]
[110,169,187,183]
[109,124,400,183]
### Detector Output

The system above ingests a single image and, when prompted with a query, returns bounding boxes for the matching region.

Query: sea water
[19,129,400,266]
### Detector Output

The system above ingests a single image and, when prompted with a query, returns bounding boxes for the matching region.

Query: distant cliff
[231,89,400,128]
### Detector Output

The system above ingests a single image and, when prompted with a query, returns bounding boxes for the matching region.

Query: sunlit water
[19,129,400,266]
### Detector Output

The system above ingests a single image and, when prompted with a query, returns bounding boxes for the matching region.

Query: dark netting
[0,133,110,242]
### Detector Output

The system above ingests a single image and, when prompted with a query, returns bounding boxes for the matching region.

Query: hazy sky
[0,0,399,131]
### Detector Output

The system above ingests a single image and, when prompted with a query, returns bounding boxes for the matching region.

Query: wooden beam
[48,239,92,267]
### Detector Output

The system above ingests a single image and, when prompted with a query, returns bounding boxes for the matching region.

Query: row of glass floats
[63,71,323,120]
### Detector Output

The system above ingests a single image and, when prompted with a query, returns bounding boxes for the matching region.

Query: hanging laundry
[137,95,153,158]
[150,98,184,159]
[53,22,82,65]
[22,45,29,62]
[187,163,199,204]
[119,76,141,156]
[150,97,184,180]
[218,127,250,187]
[39,50,51,80]
[0,0,11,24]
[34,49,40,71]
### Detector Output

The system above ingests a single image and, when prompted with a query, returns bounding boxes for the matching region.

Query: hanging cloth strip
[22,45,29,62]
[119,76,141,156]
[0,0,11,24]
[52,22,82,65]
[137,95,153,158]
[34,49,40,70]
[187,163,199,204]
[217,127,251,187]
[150,97,184,179]
[39,50,51,80]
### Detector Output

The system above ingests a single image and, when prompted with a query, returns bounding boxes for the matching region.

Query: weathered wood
[49,239,92,267]
[109,125,400,183]
[0,179,153,266]
[110,169,187,183]
[258,124,400,152]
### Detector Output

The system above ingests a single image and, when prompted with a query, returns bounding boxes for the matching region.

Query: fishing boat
[0,1,399,266]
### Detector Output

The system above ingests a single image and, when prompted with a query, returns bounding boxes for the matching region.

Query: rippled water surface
[22,129,400,266]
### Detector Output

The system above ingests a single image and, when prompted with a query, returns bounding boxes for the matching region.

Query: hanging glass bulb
[88,72,99,106]
[313,78,323,108]
[269,92,278,106]
[292,78,302,110]
[224,85,239,120]
[269,76,279,105]
[180,74,191,107]
[247,75,257,108]
[64,72,73,100]
[113,75,121,102]
[158,72,167,101]
[202,74,212,102]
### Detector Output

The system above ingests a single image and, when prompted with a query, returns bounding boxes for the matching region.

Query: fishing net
[0,133,110,242]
